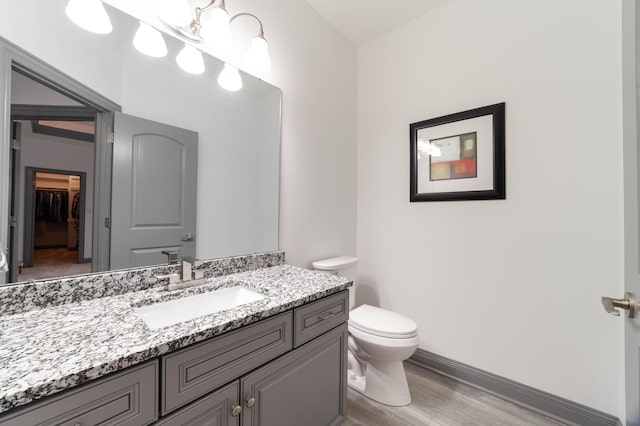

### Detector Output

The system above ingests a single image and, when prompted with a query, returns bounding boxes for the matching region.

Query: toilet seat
[349,305,417,339]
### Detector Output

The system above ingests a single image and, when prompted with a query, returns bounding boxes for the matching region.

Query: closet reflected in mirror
[23,171,89,280]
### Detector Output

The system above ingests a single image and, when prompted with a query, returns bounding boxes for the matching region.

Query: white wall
[262,0,358,267]
[357,0,622,416]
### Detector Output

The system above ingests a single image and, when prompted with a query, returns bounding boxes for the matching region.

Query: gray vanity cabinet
[157,291,349,426]
[0,290,348,426]
[241,324,348,426]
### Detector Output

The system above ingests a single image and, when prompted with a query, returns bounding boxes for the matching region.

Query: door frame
[12,105,96,269]
[622,0,639,422]
[24,167,87,266]
[0,35,120,284]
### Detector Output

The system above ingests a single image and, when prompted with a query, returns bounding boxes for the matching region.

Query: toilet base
[347,360,412,407]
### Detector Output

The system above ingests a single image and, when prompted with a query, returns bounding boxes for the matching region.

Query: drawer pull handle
[246,397,256,408]
[318,311,336,320]
[231,404,242,417]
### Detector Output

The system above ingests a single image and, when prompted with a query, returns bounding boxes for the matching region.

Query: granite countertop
[0,264,351,414]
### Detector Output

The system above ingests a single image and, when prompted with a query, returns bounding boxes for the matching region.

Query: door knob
[181,233,194,241]
[601,292,636,318]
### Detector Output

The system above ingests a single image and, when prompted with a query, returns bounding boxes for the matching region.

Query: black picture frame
[410,102,505,202]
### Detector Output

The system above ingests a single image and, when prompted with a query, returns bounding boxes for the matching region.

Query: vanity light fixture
[65,0,112,34]
[198,3,233,52]
[154,0,192,27]
[155,0,271,74]
[133,21,168,58]
[65,0,264,91]
[217,63,243,91]
[176,44,206,75]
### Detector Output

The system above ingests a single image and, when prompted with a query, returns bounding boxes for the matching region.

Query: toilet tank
[312,256,358,275]
[312,256,358,309]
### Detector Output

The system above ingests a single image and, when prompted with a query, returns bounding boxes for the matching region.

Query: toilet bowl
[312,257,419,407]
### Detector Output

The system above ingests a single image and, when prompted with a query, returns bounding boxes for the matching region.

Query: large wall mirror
[0,0,281,285]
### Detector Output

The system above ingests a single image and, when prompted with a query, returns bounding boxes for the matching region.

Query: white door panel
[111,112,197,270]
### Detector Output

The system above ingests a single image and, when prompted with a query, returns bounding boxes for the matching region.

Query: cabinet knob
[246,397,256,408]
[231,404,242,417]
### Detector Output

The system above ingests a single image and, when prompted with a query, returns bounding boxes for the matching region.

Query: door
[155,382,239,426]
[6,122,20,283]
[617,1,640,423]
[110,113,197,269]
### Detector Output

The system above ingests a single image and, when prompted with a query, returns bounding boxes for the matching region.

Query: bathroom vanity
[0,254,350,425]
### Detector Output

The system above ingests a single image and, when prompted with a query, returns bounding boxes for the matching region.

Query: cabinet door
[241,324,347,426]
[155,382,239,426]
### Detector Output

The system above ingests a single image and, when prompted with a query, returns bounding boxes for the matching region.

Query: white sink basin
[135,286,267,330]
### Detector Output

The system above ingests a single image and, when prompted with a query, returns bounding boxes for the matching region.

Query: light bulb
[133,22,168,58]
[65,0,112,34]
[176,44,205,75]
[154,0,192,27]
[218,64,242,91]
[244,35,271,73]
[200,6,232,52]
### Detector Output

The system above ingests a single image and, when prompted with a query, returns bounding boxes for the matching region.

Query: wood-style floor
[18,247,90,282]
[344,362,565,426]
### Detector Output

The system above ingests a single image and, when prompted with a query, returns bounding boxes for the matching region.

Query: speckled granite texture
[0,264,350,414]
[0,251,284,316]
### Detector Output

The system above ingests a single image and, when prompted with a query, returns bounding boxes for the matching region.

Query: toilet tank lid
[312,256,358,271]
[349,305,417,338]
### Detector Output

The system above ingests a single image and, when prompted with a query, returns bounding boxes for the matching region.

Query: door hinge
[8,216,17,228]
[104,217,111,229]
[10,139,21,150]
[107,132,114,144]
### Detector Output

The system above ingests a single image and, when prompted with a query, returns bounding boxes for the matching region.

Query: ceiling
[304,0,453,46]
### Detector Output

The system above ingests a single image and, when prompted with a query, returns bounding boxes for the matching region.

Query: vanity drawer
[162,311,292,415]
[0,361,158,426]
[294,290,348,347]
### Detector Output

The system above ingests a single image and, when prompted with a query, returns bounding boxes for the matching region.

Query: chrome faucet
[159,257,207,290]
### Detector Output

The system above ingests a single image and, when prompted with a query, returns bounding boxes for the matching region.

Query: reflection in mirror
[1,0,281,285]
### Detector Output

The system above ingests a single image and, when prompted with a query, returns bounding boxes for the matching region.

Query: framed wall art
[410,102,505,202]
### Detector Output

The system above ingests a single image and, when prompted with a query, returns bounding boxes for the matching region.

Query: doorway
[0,40,118,285]
[19,167,91,281]
[18,168,90,281]
[9,70,98,282]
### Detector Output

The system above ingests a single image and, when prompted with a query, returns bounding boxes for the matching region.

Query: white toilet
[312,256,419,407]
